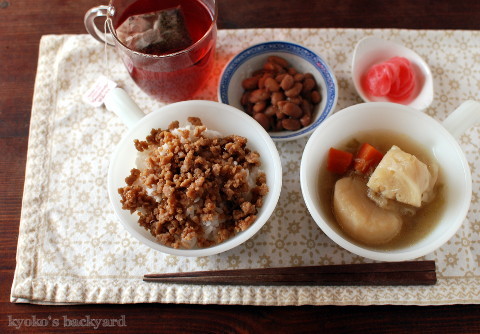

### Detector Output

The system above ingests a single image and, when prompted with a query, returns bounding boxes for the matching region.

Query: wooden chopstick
[143,260,436,286]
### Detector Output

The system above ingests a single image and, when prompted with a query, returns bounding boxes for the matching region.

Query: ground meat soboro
[118,117,269,249]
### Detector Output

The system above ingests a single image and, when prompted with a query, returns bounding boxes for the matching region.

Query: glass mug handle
[84,5,115,46]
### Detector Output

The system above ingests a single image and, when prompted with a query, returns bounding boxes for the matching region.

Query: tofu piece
[366,145,435,207]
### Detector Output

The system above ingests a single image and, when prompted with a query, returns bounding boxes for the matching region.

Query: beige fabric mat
[11,29,480,305]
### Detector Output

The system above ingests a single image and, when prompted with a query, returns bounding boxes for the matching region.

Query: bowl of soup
[300,101,479,261]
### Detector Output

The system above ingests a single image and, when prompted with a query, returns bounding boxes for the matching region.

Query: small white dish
[352,36,434,110]
[218,41,338,141]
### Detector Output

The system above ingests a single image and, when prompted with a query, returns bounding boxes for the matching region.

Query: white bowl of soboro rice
[108,100,282,257]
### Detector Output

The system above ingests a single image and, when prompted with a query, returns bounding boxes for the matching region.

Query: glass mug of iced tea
[85,0,217,102]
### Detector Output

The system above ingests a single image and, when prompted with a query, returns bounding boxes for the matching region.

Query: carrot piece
[354,143,384,174]
[327,147,353,174]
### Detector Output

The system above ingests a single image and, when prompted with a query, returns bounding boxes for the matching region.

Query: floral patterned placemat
[11,28,480,305]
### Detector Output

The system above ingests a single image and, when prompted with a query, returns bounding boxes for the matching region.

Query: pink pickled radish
[363,63,396,96]
[363,57,416,102]
[387,57,415,100]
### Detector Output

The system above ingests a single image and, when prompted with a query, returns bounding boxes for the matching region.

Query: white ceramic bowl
[218,41,338,141]
[300,101,475,261]
[107,100,282,257]
[352,36,434,111]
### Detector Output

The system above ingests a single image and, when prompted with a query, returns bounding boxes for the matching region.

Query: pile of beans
[240,56,322,132]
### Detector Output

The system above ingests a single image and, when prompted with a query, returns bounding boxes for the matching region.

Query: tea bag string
[103,18,111,78]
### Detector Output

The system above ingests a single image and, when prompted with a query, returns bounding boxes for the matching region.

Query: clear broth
[318,130,446,250]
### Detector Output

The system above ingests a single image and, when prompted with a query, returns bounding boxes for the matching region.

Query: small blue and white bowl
[218,41,338,141]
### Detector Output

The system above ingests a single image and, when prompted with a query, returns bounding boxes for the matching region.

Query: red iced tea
[113,0,216,102]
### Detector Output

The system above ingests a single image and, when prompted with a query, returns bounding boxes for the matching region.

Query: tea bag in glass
[116,6,193,55]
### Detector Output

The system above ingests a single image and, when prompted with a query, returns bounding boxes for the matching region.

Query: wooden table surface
[1,0,479,333]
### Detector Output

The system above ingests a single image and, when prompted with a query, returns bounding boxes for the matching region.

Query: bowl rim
[300,102,472,261]
[218,41,338,141]
[107,100,283,257]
